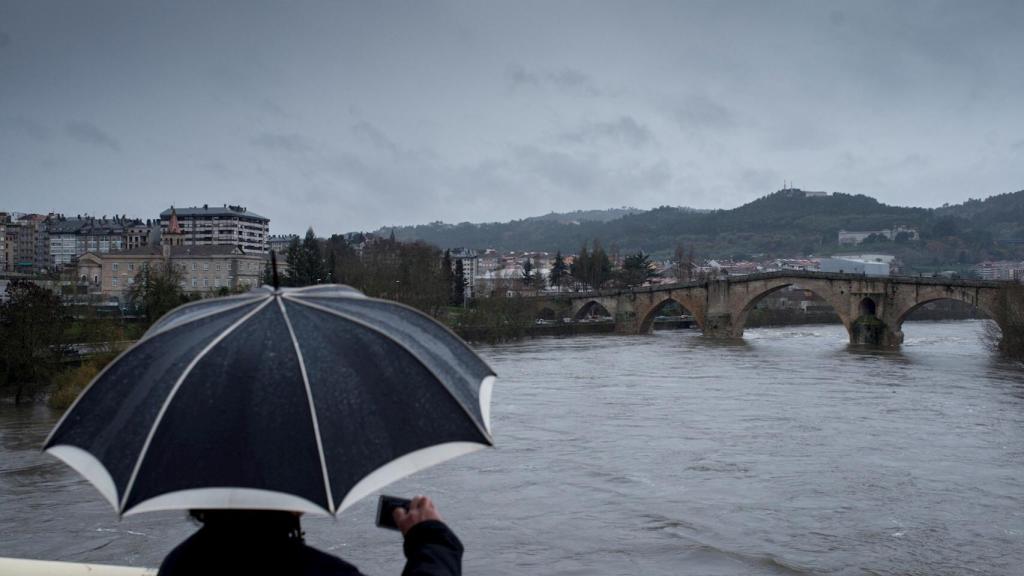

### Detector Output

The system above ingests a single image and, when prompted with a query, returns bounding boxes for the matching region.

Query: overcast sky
[2,1,1023,235]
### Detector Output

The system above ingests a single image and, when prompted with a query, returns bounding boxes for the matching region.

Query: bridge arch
[572,299,614,321]
[891,291,1002,341]
[638,294,705,334]
[731,279,854,337]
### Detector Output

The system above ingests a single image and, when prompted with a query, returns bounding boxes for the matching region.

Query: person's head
[188,509,304,540]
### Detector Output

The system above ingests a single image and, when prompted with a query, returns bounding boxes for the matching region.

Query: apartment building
[159,204,269,254]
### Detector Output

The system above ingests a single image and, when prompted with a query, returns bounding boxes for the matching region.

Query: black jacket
[157,512,463,576]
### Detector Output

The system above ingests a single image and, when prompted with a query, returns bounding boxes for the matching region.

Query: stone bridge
[526,271,1015,346]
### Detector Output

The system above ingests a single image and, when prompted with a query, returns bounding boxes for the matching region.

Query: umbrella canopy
[44,285,495,516]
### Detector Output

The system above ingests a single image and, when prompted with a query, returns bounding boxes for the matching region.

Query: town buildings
[47,216,147,269]
[972,260,1024,281]
[818,256,890,276]
[77,243,264,302]
[159,204,270,254]
[2,213,51,274]
[268,234,299,256]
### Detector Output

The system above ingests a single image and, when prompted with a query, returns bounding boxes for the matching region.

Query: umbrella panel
[124,303,328,513]
[284,301,491,511]
[299,296,493,426]
[45,301,266,506]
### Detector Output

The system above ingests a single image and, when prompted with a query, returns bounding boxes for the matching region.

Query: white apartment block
[160,205,270,254]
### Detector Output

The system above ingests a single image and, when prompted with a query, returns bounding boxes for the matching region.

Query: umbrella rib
[277,298,336,514]
[137,297,265,343]
[283,294,494,445]
[118,297,275,514]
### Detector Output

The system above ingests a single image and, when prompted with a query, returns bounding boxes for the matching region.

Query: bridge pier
[850,317,902,346]
[702,312,740,339]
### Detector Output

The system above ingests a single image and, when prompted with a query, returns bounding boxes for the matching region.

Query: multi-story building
[268,234,299,256]
[0,213,7,273]
[159,204,270,254]
[77,244,264,303]
[972,260,1024,281]
[47,216,141,269]
[4,214,49,274]
[450,248,479,300]
[124,221,153,250]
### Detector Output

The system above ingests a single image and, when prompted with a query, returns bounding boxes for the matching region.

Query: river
[1,320,1022,575]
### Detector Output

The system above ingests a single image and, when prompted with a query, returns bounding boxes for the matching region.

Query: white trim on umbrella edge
[479,375,495,434]
[337,441,487,513]
[48,441,490,516]
[46,445,119,512]
[124,488,329,517]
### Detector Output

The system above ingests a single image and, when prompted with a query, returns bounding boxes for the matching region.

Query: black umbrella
[44,285,495,516]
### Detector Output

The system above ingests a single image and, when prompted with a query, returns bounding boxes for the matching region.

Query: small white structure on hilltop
[818,256,890,276]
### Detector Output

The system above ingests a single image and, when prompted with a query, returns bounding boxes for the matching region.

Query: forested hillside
[374,189,1024,272]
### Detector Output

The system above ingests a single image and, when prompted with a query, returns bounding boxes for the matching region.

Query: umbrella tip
[271,250,280,291]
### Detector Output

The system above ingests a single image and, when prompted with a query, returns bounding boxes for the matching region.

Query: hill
[371,189,1024,273]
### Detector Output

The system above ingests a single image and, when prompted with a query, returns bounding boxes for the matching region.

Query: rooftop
[160,205,269,222]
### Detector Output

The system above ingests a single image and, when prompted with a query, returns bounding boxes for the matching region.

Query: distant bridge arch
[729,277,856,339]
[637,294,706,334]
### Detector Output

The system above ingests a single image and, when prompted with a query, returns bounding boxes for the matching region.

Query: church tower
[162,207,185,248]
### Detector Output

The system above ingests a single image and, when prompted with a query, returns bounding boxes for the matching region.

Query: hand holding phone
[376,495,411,531]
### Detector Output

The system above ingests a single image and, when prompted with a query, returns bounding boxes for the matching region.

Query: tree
[326,234,362,286]
[0,280,69,404]
[453,259,466,307]
[620,251,658,287]
[288,228,326,286]
[522,257,534,286]
[284,237,302,287]
[590,241,612,289]
[127,260,188,326]
[571,245,590,290]
[549,251,568,289]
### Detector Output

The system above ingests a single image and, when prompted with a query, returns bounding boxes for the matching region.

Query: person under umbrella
[158,496,461,576]
[44,283,496,575]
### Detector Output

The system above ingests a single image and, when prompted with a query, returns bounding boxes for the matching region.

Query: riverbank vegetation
[1,279,144,405]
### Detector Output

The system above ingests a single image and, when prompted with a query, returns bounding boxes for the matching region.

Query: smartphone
[375,495,411,530]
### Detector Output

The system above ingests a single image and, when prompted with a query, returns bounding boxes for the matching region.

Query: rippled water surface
[2,320,1022,575]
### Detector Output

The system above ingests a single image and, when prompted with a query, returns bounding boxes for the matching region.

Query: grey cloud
[514,145,672,196]
[0,30,10,49]
[351,121,399,156]
[201,159,229,177]
[258,99,289,119]
[560,116,656,148]
[507,65,602,96]
[1012,140,1024,150]
[0,116,49,141]
[65,121,120,151]
[674,94,735,131]
[250,132,312,154]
